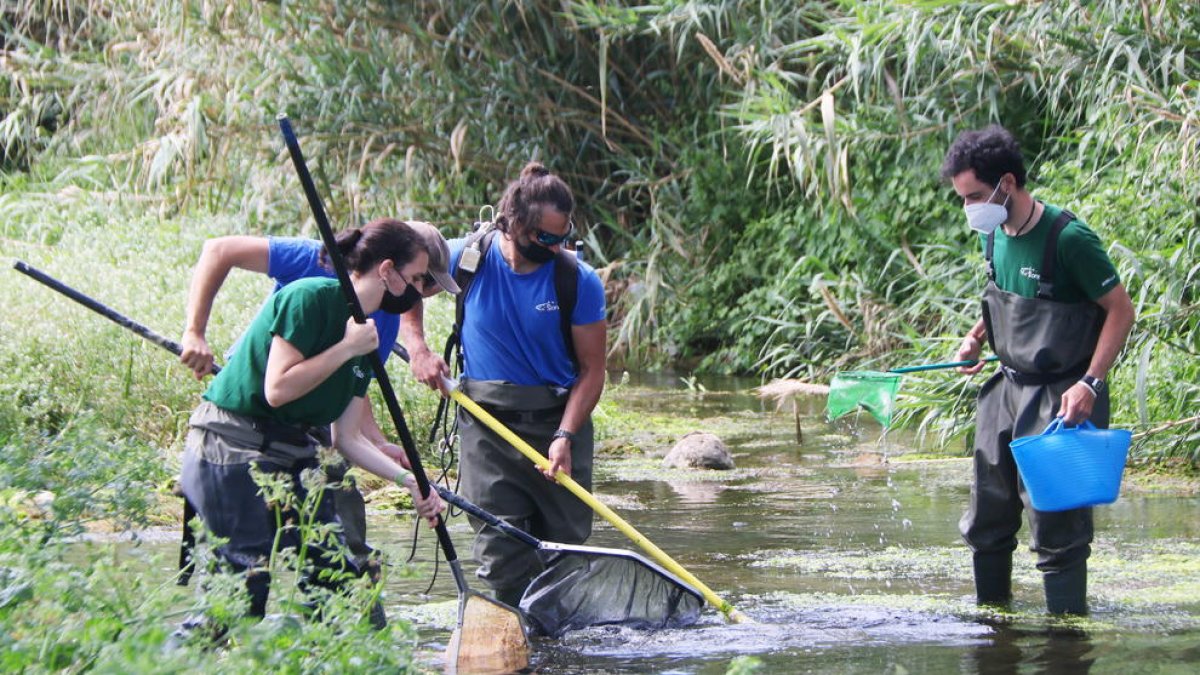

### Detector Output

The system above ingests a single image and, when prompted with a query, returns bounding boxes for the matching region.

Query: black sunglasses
[533,220,576,247]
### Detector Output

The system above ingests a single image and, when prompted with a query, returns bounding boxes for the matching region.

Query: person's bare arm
[181,236,271,378]
[400,299,452,395]
[955,319,990,375]
[333,396,442,526]
[1059,284,1136,424]
[263,318,377,407]
[358,399,411,468]
[543,319,607,479]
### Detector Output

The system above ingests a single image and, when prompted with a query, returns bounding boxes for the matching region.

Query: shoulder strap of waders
[447,226,580,372]
[984,207,1076,298]
[1036,209,1077,300]
[985,230,996,283]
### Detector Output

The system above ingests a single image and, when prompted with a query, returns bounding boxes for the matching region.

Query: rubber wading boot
[973,552,1013,607]
[1044,564,1088,616]
[162,615,229,653]
[368,599,388,630]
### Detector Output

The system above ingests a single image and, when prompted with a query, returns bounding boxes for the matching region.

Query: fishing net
[519,544,704,637]
[826,371,902,426]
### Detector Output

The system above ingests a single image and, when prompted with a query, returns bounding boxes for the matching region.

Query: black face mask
[517,238,556,264]
[379,282,421,315]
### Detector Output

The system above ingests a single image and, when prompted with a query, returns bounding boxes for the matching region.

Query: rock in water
[662,431,734,470]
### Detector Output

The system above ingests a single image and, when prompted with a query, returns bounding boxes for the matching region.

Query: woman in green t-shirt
[179,218,443,631]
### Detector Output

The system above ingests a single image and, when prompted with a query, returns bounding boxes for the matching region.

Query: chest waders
[959,209,1108,615]
[444,226,591,606]
[178,401,379,625]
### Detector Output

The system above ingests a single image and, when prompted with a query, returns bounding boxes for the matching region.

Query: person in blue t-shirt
[179,220,460,565]
[405,162,607,608]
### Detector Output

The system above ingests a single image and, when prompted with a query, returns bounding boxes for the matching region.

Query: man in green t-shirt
[942,125,1135,616]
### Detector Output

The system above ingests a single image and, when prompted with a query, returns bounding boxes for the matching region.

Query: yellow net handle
[444,377,750,624]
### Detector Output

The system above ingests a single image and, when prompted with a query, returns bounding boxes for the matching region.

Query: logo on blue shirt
[536,301,560,312]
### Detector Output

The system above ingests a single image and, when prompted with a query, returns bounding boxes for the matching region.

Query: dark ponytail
[320,218,420,274]
[494,161,574,235]
[333,227,365,258]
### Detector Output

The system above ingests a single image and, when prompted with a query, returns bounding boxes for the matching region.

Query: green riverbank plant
[0,423,423,671]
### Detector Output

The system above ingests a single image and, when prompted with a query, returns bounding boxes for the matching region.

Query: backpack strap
[1036,209,1076,300]
[553,248,579,370]
[447,225,580,373]
[450,225,498,373]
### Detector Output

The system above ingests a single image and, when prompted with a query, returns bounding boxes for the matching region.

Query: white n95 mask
[964,183,1009,234]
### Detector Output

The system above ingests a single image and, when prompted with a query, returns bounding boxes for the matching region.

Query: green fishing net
[826,371,902,426]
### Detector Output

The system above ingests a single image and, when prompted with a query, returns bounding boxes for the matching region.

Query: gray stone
[662,432,734,470]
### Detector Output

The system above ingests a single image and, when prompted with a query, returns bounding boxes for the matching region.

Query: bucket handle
[1041,417,1098,435]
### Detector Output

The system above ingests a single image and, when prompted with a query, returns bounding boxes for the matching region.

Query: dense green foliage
[1,0,1198,668]
[8,1,1194,455]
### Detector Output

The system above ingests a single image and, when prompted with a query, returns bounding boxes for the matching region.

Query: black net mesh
[519,546,704,637]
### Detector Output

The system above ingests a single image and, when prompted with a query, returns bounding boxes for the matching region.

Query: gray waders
[457,379,594,607]
[179,401,383,627]
[960,212,1108,615]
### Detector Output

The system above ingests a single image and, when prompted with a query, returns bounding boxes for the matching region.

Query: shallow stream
[192,372,1200,667]
[366,374,1200,673]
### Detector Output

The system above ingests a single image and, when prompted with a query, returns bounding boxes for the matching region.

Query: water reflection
[965,624,1095,674]
[664,480,725,504]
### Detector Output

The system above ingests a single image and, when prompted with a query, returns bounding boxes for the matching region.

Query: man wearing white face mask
[942,125,1135,616]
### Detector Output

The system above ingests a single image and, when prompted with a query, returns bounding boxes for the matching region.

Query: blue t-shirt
[267,237,399,364]
[449,235,605,388]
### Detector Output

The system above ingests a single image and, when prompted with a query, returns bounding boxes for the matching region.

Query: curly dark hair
[941,125,1027,188]
[493,161,574,236]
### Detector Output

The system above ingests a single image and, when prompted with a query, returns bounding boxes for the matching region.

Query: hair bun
[520,161,549,179]
[338,227,364,252]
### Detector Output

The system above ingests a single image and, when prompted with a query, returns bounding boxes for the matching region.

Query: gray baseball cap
[408,221,461,295]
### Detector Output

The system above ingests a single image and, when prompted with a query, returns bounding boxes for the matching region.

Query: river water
[369,374,1199,673]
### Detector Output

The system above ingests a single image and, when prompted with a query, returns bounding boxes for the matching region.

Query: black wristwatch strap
[1080,374,1105,396]
[552,428,576,443]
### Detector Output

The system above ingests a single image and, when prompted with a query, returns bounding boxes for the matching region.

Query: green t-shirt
[980,203,1121,303]
[203,277,372,426]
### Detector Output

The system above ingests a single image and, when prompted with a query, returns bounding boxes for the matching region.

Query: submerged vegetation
[1,0,1198,669]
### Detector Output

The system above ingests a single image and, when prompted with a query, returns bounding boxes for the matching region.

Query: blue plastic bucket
[1010,418,1132,512]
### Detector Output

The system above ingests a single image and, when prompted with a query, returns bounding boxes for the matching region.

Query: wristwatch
[552,429,576,443]
[1080,374,1106,396]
